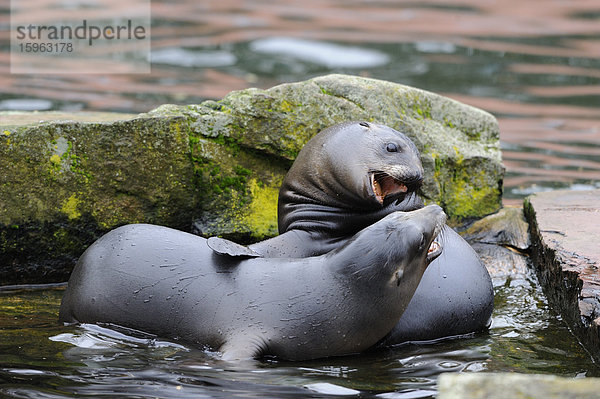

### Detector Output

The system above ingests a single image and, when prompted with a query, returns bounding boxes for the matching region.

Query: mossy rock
[178,74,503,219]
[1,115,198,284]
[0,74,503,285]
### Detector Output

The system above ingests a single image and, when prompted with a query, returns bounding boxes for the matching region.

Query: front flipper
[219,337,263,361]
[207,237,262,258]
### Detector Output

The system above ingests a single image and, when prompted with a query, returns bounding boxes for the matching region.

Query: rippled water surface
[1,269,598,398]
[1,0,599,202]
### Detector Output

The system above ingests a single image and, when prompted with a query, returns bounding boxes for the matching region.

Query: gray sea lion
[234,121,425,259]
[235,121,493,343]
[59,206,446,361]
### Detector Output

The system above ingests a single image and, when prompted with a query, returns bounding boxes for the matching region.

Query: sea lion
[237,121,493,343]
[59,206,446,361]
[231,121,425,258]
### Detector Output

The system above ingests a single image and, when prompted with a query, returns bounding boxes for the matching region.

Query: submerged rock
[470,243,529,287]
[462,207,530,286]
[462,207,530,250]
[0,74,503,285]
[524,189,600,363]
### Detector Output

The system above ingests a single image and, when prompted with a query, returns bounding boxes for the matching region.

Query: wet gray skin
[59,206,446,361]
[247,121,494,344]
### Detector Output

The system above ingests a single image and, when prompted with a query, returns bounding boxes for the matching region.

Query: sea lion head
[358,121,424,207]
[279,121,425,234]
[382,205,445,288]
[332,204,445,310]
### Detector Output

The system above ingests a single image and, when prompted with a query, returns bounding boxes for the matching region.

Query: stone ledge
[524,189,600,362]
[0,111,137,126]
[438,373,600,399]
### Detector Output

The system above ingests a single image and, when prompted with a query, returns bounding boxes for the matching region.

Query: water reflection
[152,48,238,68]
[249,37,391,68]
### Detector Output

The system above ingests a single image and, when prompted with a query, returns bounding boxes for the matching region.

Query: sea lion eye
[386,143,398,153]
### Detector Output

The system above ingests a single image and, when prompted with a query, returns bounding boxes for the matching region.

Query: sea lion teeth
[372,179,384,203]
[425,241,442,263]
[372,172,408,203]
[428,241,440,254]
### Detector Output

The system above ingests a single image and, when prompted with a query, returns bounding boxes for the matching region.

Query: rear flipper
[219,336,264,361]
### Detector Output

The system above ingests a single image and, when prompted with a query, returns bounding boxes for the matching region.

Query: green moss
[53,139,92,183]
[50,154,61,166]
[411,97,432,120]
[240,178,279,239]
[415,107,431,119]
[212,134,241,151]
[61,194,81,220]
[443,117,455,129]
[187,129,287,240]
[234,165,251,176]
[189,134,199,146]
[320,87,334,96]
[431,152,444,183]
[444,169,501,220]
[466,130,483,141]
[194,158,250,198]
[279,99,295,113]
[219,104,233,114]
[48,153,63,178]
[68,152,91,183]
[200,177,279,241]
[453,146,464,163]
[428,150,500,221]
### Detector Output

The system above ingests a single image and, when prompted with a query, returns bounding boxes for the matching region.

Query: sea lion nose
[420,204,445,220]
[404,170,424,189]
[428,204,443,213]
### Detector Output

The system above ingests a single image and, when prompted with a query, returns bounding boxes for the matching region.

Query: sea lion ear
[207,237,263,258]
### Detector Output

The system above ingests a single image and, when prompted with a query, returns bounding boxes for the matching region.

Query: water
[1,267,598,398]
[1,1,600,397]
[1,0,599,203]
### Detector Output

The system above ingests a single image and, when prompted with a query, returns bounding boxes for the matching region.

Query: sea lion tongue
[371,172,409,204]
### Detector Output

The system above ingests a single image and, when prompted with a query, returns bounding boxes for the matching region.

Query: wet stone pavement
[525,189,600,363]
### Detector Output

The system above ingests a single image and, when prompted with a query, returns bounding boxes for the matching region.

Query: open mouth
[370,172,408,204]
[426,241,442,262]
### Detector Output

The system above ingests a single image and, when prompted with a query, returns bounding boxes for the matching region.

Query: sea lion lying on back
[59,206,446,361]
[210,121,494,344]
